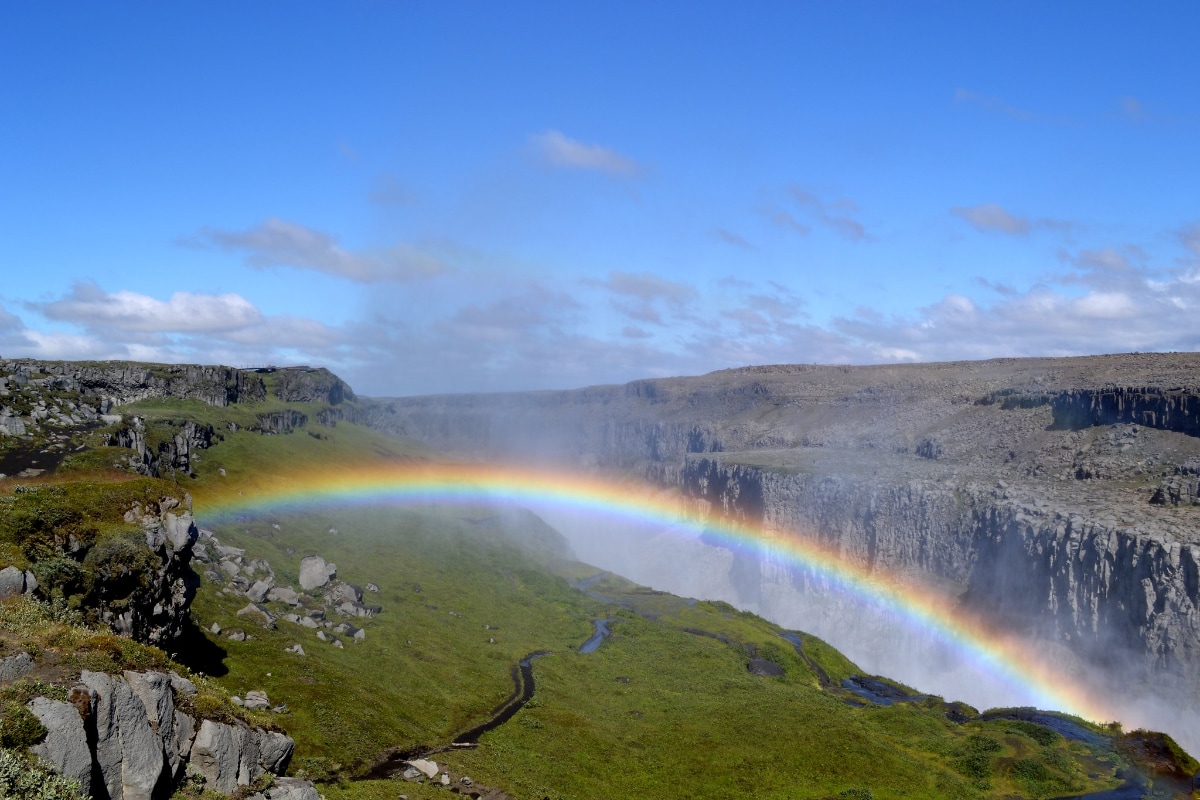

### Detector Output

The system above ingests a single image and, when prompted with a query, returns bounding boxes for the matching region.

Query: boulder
[298,555,336,590]
[326,582,362,605]
[27,696,93,795]
[243,690,270,711]
[0,566,26,598]
[267,586,301,605]
[246,579,273,603]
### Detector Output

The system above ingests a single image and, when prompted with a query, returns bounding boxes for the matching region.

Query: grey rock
[124,670,181,775]
[246,579,273,603]
[300,616,318,629]
[243,690,270,710]
[267,586,301,605]
[256,729,295,775]
[0,651,35,681]
[169,671,198,696]
[227,629,247,642]
[190,719,241,795]
[262,777,321,800]
[82,669,164,800]
[22,569,37,594]
[407,758,440,779]
[27,696,92,795]
[298,555,336,590]
[176,710,197,760]
[326,582,362,605]
[234,724,262,786]
[366,581,380,592]
[0,566,26,598]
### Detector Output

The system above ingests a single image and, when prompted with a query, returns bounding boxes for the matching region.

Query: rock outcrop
[111,497,202,645]
[27,669,298,799]
[270,366,354,405]
[105,418,215,478]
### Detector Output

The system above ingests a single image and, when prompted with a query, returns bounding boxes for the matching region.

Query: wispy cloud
[767,209,810,236]
[530,130,641,175]
[1179,221,1200,257]
[953,88,1073,126]
[369,174,417,207]
[951,203,1030,235]
[191,217,449,282]
[714,228,754,249]
[1119,95,1147,122]
[789,187,870,242]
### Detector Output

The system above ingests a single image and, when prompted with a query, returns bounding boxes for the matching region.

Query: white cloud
[39,282,262,332]
[195,217,449,282]
[530,130,641,175]
[952,203,1030,235]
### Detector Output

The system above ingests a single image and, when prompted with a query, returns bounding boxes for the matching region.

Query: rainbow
[198,461,1117,725]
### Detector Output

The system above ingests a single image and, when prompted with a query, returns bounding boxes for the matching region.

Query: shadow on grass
[171,617,230,677]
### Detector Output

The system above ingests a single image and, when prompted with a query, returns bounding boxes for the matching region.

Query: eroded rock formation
[27,669,296,799]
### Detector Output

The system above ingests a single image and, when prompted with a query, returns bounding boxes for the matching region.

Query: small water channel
[579,619,617,654]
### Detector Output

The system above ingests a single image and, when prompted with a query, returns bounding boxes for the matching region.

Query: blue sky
[2,2,1198,395]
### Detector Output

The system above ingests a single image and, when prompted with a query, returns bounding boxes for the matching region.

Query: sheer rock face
[367,353,1200,703]
[29,670,295,799]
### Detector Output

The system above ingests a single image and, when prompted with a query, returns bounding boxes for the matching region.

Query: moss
[0,702,46,749]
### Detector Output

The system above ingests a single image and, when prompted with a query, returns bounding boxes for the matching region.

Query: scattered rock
[298,555,336,591]
[284,644,305,656]
[407,759,440,780]
[227,629,247,642]
[243,690,270,711]
[267,586,301,605]
[366,581,380,592]
[246,579,273,603]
